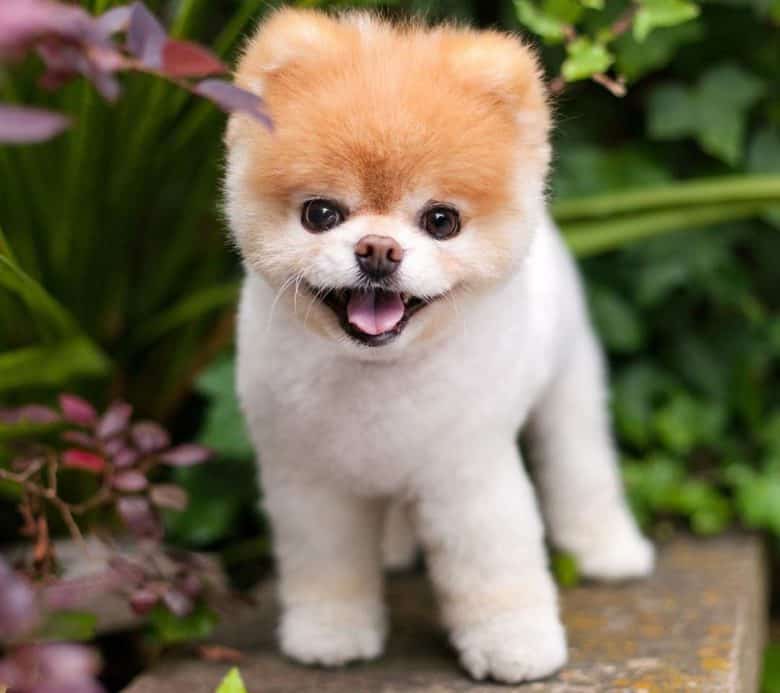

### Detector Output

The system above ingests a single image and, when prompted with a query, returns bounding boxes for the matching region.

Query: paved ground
[125,535,766,692]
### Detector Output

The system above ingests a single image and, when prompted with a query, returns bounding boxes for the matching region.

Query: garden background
[1,0,779,690]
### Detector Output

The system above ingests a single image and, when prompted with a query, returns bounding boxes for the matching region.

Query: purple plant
[0,393,222,690]
[0,394,211,575]
[0,0,272,143]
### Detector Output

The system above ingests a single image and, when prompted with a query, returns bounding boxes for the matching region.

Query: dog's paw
[279,602,386,667]
[576,527,655,581]
[453,609,567,684]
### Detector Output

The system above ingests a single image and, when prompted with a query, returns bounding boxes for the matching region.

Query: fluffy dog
[224,9,654,683]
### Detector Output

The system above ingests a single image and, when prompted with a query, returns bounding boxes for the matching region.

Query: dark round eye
[301,199,345,233]
[421,205,460,240]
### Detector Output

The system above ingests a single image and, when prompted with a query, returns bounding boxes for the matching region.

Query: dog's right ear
[235,8,344,91]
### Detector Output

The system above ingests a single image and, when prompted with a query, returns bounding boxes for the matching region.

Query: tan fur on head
[224,8,552,347]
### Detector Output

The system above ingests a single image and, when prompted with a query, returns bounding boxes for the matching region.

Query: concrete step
[125,535,767,692]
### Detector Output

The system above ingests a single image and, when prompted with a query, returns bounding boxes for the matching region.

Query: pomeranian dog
[224,8,654,684]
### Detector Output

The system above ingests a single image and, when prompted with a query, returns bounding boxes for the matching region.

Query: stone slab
[125,535,767,692]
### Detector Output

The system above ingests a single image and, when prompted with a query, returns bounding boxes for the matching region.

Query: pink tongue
[347,290,405,336]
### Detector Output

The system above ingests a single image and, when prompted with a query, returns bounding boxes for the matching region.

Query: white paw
[279,602,386,667]
[576,527,655,581]
[453,609,567,683]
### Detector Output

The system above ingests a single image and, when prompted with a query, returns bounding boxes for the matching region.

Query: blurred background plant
[1,0,779,690]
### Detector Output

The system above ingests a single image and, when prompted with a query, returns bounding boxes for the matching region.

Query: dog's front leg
[263,470,387,666]
[415,443,566,684]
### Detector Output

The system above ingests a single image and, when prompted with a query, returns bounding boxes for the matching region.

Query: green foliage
[38,610,98,642]
[648,64,766,165]
[147,602,218,645]
[216,668,248,693]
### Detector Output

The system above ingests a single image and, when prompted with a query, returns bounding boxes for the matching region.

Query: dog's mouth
[312,286,435,347]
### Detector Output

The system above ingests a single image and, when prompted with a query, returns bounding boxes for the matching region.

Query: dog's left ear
[445,30,550,131]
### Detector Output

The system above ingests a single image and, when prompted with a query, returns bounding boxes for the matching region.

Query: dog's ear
[445,30,549,121]
[236,8,344,90]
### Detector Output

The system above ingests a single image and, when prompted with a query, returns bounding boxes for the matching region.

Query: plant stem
[553,175,780,221]
[564,201,770,257]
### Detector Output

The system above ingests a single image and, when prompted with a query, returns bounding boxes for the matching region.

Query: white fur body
[235,213,654,683]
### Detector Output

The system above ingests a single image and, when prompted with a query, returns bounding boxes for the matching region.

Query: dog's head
[225,9,550,353]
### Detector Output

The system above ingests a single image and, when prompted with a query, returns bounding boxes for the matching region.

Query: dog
[224,9,654,683]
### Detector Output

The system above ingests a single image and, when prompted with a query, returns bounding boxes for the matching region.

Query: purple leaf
[95,401,133,439]
[62,449,106,474]
[159,444,211,467]
[161,39,226,78]
[112,446,139,468]
[131,421,170,454]
[162,588,193,617]
[129,588,159,615]
[102,436,125,457]
[193,79,273,130]
[59,393,97,426]
[32,642,102,681]
[149,483,188,511]
[95,5,132,37]
[112,470,148,492]
[61,430,96,448]
[0,0,95,59]
[126,1,166,69]
[0,557,39,639]
[117,496,162,540]
[1,403,61,423]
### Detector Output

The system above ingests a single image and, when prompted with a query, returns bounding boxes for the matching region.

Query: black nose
[355,234,404,280]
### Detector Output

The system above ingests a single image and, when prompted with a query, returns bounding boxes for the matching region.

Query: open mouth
[314,287,434,347]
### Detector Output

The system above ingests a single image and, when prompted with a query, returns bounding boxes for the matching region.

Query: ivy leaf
[561,38,613,82]
[147,602,218,645]
[634,0,699,42]
[648,63,765,165]
[513,0,567,42]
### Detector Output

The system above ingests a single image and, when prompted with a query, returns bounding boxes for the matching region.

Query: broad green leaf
[216,668,248,693]
[647,84,694,140]
[148,602,218,645]
[0,338,109,393]
[561,38,613,82]
[633,0,699,42]
[513,0,567,42]
[653,394,725,455]
[589,285,645,353]
[542,0,584,24]
[38,610,98,642]
[614,22,702,81]
[647,64,765,165]
[730,469,780,535]
[611,363,673,448]
[196,355,253,459]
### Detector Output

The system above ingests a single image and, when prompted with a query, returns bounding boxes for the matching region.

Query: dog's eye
[301,199,345,233]
[421,205,460,240]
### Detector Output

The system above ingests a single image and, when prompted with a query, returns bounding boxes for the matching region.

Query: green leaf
[589,285,645,353]
[614,23,702,81]
[0,338,110,393]
[514,0,567,42]
[747,128,780,228]
[0,256,80,342]
[633,0,699,42]
[147,602,218,645]
[551,551,580,588]
[561,38,614,82]
[653,393,725,455]
[647,64,765,165]
[216,668,248,693]
[612,363,673,448]
[196,355,253,459]
[731,469,780,535]
[38,610,97,642]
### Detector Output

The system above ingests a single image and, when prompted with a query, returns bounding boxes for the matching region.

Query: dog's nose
[354,234,403,279]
